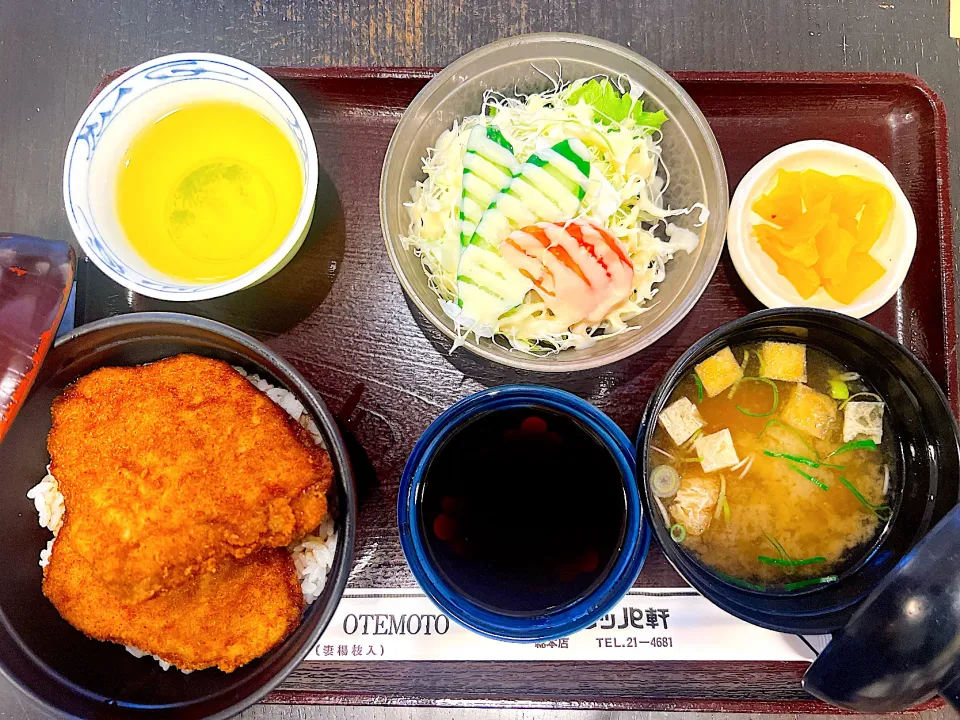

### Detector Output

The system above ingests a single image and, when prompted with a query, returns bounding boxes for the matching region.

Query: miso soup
[649,341,895,590]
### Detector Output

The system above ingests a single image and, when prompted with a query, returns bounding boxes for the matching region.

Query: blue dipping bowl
[398,385,650,642]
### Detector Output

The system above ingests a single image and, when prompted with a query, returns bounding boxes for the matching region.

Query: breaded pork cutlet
[44,522,304,673]
[47,354,333,603]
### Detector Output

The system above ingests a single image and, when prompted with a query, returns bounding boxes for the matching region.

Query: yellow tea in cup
[116,101,303,283]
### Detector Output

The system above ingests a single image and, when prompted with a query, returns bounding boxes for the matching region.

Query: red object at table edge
[0,234,75,443]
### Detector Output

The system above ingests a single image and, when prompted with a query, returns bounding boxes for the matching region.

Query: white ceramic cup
[63,53,318,301]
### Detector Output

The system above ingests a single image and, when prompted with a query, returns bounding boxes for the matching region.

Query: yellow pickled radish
[799,169,836,208]
[814,216,857,282]
[751,168,891,303]
[855,186,895,252]
[755,232,821,299]
[823,252,887,304]
[751,169,803,226]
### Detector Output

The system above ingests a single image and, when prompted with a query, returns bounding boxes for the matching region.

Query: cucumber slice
[456,137,591,330]
[469,138,591,249]
[459,126,519,246]
[456,243,528,328]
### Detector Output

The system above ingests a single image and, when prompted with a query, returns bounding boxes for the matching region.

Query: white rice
[291,516,338,603]
[27,366,338,672]
[123,645,189,673]
[26,469,62,568]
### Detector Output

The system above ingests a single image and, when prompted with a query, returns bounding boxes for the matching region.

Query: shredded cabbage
[401,74,708,354]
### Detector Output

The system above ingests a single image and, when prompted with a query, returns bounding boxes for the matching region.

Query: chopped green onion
[839,391,883,411]
[682,427,704,448]
[764,450,816,467]
[721,497,731,523]
[670,523,687,543]
[680,457,704,463]
[651,465,681,498]
[727,376,743,399]
[758,555,827,567]
[715,570,766,591]
[693,375,704,403]
[734,377,779,417]
[788,464,830,491]
[757,419,820,460]
[829,378,850,400]
[826,439,878,458]
[763,451,846,470]
[764,532,792,563]
[839,476,892,520]
[783,575,839,591]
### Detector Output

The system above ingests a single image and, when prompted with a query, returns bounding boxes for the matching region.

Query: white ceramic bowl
[727,140,916,318]
[63,53,318,301]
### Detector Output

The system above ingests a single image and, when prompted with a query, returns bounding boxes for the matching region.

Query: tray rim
[84,67,955,713]
[266,683,944,714]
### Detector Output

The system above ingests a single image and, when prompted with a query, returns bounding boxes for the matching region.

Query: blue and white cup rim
[62,52,319,301]
[398,384,650,642]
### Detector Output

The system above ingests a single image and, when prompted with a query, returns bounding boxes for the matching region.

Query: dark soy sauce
[419,406,627,616]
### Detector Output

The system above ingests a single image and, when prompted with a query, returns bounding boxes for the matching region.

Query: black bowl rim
[636,306,960,633]
[0,311,357,720]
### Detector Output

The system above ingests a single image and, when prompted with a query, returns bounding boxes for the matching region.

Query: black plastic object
[0,233,75,443]
[636,307,960,634]
[803,503,960,711]
[0,313,356,719]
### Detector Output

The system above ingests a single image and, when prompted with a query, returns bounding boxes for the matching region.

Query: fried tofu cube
[695,347,743,397]
[843,401,884,443]
[760,341,807,382]
[694,429,740,473]
[658,397,706,446]
[781,383,837,439]
[669,475,721,536]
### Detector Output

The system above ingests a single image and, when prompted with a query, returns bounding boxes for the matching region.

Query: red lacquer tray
[77,69,955,712]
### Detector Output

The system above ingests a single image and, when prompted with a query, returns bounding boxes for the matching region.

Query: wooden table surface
[1,1,958,718]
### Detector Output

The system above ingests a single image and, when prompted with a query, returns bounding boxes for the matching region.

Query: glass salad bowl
[380,33,727,371]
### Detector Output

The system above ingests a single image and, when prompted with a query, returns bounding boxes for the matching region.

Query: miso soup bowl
[637,308,960,634]
[398,385,650,641]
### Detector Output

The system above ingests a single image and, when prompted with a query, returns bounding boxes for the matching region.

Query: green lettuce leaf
[565,78,667,130]
[632,108,668,129]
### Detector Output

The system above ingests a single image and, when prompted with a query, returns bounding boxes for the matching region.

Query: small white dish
[727,140,916,318]
[63,53,318,301]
